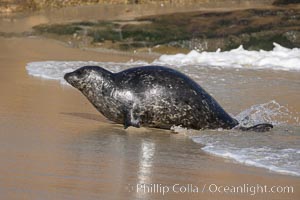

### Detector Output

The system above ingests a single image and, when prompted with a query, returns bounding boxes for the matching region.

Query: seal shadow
[60,112,114,123]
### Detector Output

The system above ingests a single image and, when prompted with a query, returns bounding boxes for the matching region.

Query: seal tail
[238,123,273,132]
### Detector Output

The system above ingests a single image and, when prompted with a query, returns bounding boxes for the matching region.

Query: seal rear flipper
[123,109,140,129]
[239,123,273,132]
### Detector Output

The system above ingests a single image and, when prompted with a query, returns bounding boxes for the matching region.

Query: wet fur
[64,66,272,132]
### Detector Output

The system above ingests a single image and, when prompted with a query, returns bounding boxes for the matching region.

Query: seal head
[64,66,113,91]
[64,66,121,123]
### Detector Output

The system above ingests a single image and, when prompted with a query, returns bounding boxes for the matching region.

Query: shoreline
[1,2,300,198]
[0,35,299,199]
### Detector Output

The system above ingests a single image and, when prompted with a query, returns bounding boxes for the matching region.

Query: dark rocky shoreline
[32,7,300,52]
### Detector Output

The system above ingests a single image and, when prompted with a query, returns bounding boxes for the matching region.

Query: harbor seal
[64,65,273,132]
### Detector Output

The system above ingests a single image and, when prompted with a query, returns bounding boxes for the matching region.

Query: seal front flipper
[123,108,140,129]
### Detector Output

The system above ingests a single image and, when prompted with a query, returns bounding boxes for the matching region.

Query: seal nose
[64,72,71,81]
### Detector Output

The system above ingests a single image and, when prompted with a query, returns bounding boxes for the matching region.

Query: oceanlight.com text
[130,183,294,196]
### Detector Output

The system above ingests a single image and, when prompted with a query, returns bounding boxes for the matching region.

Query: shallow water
[190,126,300,176]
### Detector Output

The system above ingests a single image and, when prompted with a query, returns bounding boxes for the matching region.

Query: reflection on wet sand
[135,139,155,199]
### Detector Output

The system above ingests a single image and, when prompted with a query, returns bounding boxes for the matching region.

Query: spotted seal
[64,65,273,132]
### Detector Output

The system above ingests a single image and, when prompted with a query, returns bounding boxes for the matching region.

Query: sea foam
[191,131,300,177]
[156,43,300,70]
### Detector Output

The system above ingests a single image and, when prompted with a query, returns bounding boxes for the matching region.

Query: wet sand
[0,36,299,199]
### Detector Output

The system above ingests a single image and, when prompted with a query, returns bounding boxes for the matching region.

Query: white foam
[235,100,300,126]
[156,43,300,71]
[197,141,300,177]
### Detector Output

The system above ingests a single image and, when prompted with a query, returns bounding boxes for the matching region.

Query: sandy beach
[1,2,300,199]
[0,36,299,199]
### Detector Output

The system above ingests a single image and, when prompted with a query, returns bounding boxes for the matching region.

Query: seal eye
[77,70,85,78]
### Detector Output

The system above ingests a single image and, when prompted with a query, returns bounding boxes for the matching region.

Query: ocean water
[26,44,300,177]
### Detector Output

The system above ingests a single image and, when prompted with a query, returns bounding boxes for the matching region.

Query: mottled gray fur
[64,66,273,131]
